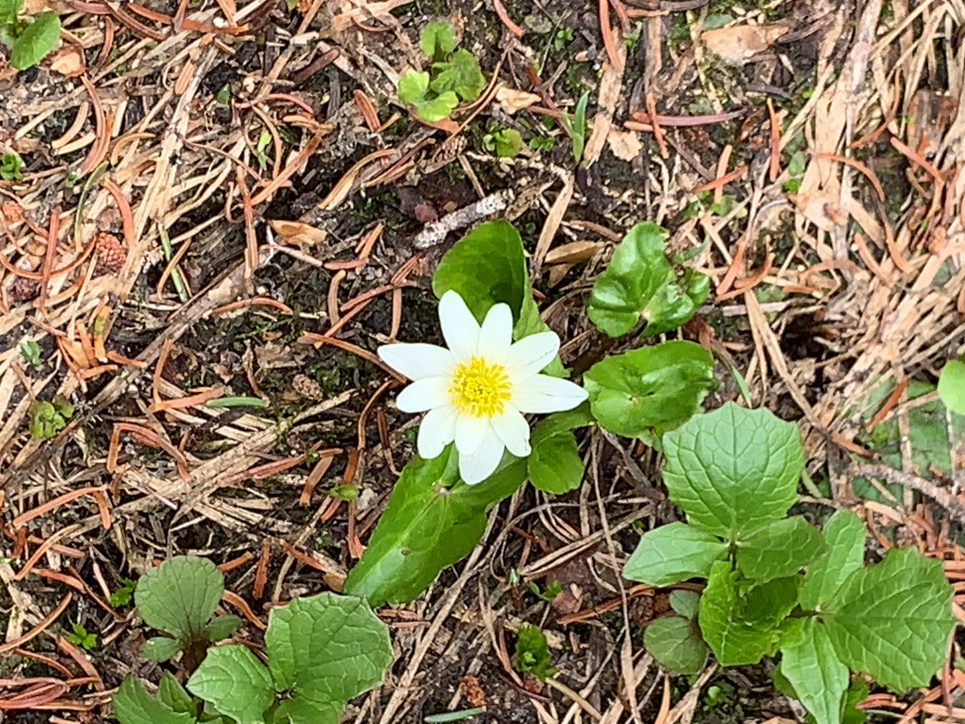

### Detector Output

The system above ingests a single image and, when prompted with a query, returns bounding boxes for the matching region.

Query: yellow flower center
[449,356,512,418]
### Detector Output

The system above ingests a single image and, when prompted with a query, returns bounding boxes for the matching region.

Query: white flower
[378,290,588,484]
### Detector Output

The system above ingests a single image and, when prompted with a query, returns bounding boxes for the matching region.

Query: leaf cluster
[514,625,557,681]
[623,403,956,724]
[116,586,393,724]
[29,395,73,440]
[0,0,60,70]
[398,20,485,122]
[133,556,243,666]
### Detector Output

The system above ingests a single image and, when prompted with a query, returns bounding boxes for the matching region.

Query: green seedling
[1,151,24,180]
[483,128,524,158]
[0,0,60,70]
[66,623,98,651]
[110,578,138,608]
[623,403,956,724]
[18,338,42,370]
[133,556,242,669]
[514,625,557,681]
[398,20,485,122]
[114,591,393,724]
[30,396,73,440]
[559,91,589,164]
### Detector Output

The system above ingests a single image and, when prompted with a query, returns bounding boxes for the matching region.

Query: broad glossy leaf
[527,405,593,494]
[645,616,708,674]
[142,636,184,662]
[822,547,954,692]
[135,556,224,641]
[800,509,865,611]
[187,645,274,724]
[735,517,824,582]
[265,593,392,715]
[344,447,527,605]
[663,403,804,538]
[584,340,714,442]
[938,359,965,415]
[11,11,60,70]
[430,49,486,101]
[113,677,196,724]
[420,20,457,57]
[780,619,848,724]
[623,522,727,586]
[738,576,800,629]
[586,222,709,337]
[698,561,782,666]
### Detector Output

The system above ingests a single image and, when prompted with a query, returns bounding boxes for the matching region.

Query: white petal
[459,426,505,484]
[512,375,588,414]
[418,405,457,459]
[454,413,488,455]
[395,377,450,413]
[491,408,531,457]
[506,332,560,379]
[477,303,513,362]
[378,343,455,380]
[439,290,480,361]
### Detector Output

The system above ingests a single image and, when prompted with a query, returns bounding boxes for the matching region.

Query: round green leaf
[584,340,715,442]
[662,403,805,538]
[645,616,708,674]
[938,359,965,415]
[419,20,457,57]
[187,645,274,724]
[142,636,184,663]
[135,556,224,640]
[669,590,701,619]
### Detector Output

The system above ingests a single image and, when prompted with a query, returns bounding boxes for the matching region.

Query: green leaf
[113,677,196,724]
[800,510,866,611]
[735,517,824,582]
[398,70,429,105]
[430,49,486,101]
[669,590,700,619]
[142,636,184,662]
[344,448,526,606]
[269,698,342,723]
[420,20,458,57]
[187,645,274,724]
[432,220,529,323]
[0,0,23,26]
[527,405,593,494]
[1,152,24,181]
[738,576,800,629]
[584,340,715,443]
[780,619,849,724]
[487,128,525,158]
[644,616,708,674]
[662,403,805,538]
[264,593,392,717]
[157,672,196,715]
[623,522,727,586]
[11,11,60,70]
[135,556,224,641]
[514,625,556,680]
[822,547,955,692]
[586,222,710,337]
[842,679,870,724]
[204,615,242,642]
[415,92,459,122]
[938,359,965,415]
[698,561,783,666]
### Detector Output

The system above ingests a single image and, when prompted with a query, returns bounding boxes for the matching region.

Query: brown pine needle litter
[1,0,964,721]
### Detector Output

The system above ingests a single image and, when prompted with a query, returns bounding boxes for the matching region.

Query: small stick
[413,189,514,249]
[853,464,965,524]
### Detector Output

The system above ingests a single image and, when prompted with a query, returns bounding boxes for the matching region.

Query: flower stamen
[449,356,511,418]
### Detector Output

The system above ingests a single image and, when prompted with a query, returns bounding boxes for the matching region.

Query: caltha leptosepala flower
[378,290,587,484]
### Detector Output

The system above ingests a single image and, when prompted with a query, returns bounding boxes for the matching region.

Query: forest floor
[1,0,964,722]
